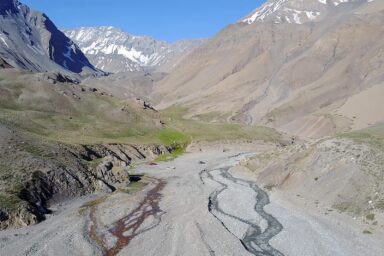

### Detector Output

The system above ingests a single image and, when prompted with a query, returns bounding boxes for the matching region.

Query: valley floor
[0,150,383,256]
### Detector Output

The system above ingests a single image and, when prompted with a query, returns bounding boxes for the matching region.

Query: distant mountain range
[0,0,102,76]
[0,0,202,75]
[64,26,204,73]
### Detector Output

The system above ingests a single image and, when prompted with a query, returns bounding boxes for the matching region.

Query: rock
[37,72,80,84]
[0,210,9,222]
[0,141,173,230]
[0,0,103,76]
[0,207,39,230]
[135,98,158,112]
[0,57,13,69]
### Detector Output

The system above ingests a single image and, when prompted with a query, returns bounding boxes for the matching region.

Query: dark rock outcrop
[0,0,103,76]
[0,57,12,68]
[0,142,172,230]
[36,72,81,84]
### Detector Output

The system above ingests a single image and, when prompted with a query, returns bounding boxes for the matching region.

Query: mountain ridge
[64,26,204,73]
[153,0,384,138]
[0,0,102,76]
[241,0,375,25]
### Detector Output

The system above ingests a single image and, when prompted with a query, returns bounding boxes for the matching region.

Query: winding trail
[204,164,284,256]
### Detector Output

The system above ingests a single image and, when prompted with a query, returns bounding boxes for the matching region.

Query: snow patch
[0,33,8,47]
[243,0,374,25]
[63,45,74,62]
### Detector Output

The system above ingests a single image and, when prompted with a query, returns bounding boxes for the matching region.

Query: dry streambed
[87,178,166,256]
[0,150,383,256]
[204,167,283,256]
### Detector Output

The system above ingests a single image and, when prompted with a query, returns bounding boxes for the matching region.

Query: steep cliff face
[0,0,102,75]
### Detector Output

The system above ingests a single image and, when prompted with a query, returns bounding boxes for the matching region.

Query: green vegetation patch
[0,193,27,211]
[156,129,191,146]
[192,111,223,122]
[153,106,281,161]
[121,181,147,194]
[100,128,146,140]
[156,147,185,162]
[0,77,167,145]
[160,106,281,143]
[155,129,190,162]
[366,213,375,221]
[339,123,384,149]
[332,201,362,215]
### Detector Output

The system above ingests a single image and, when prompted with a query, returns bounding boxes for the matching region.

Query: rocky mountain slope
[0,68,180,229]
[154,0,384,138]
[82,71,167,101]
[64,26,204,73]
[0,0,102,76]
[242,0,373,25]
[0,123,172,230]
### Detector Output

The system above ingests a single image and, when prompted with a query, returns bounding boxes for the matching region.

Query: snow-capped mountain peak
[242,0,375,25]
[64,27,203,73]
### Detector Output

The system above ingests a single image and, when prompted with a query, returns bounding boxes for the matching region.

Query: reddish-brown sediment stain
[89,179,166,256]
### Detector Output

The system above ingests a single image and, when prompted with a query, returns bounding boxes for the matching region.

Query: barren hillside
[154,0,384,138]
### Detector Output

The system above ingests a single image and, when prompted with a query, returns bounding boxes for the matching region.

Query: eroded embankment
[0,142,172,230]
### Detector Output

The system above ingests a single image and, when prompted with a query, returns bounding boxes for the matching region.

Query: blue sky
[21,0,265,42]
